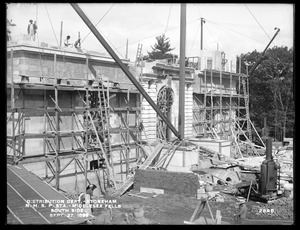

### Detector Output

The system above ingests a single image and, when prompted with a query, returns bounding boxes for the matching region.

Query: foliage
[237,46,294,140]
[147,34,175,60]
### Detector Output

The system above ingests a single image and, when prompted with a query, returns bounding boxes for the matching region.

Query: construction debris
[90,204,155,225]
[249,197,293,219]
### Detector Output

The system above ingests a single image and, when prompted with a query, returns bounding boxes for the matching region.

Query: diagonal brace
[70,3,180,139]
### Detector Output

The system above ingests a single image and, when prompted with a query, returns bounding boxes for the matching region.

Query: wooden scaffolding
[191,56,265,157]
[6,47,144,194]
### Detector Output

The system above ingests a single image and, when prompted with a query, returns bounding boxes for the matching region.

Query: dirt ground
[91,192,294,225]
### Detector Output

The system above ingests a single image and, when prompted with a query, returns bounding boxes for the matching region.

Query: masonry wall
[7,45,132,85]
[140,81,157,143]
[134,169,200,197]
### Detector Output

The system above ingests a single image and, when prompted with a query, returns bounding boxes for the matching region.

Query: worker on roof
[74,38,81,48]
[64,35,72,47]
[27,19,37,41]
[234,197,247,225]
[33,21,38,40]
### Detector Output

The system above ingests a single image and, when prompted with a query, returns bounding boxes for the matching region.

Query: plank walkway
[7,164,92,225]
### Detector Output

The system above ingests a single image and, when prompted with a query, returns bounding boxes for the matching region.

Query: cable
[188,22,200,56]
[81,4,115,44]
[44,4,59,47]
[204,22,218,45]
[244,4,272,41]
[98,28,125,58]
[207,20,266,46]
[209,22,250,45]
[164,4,172,35]
[194,4,202,19]
[44,4,76,80]
[114,17,200,51]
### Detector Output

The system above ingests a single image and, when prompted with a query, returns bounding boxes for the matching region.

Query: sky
[7,3,294,62]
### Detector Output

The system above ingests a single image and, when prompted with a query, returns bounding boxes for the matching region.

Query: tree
[147,34,175,60]
[237,46,294,140]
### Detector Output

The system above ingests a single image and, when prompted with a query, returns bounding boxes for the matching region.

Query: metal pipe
[266,137,272,160]
[179,3,186,140]
[70,3,180,138]
[248,28,280,77]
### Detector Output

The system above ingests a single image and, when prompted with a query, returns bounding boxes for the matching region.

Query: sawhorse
[184,198,222,224]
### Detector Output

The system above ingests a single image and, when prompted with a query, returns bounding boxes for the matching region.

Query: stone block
[134,169,200,197]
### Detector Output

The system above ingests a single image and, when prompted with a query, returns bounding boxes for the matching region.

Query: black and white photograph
[6,3,294,225]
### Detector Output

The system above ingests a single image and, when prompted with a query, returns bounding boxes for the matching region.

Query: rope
[244,4,271,40]
[35,4,45,81]
[207,21,258,51]
[188,23,200,56]
[81,4,115,44]
[207,20,266,46]
[44,4,59,47]
[114,17,200,51]
[204,22,219,50]
[163,4,172,35]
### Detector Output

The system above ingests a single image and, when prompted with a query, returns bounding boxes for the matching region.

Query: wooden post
[120,150,123,182]
[125,38,128,59]
[54,53,60,190]
[220,58,222,137]
[43,89,48,178]
[59,21,63,47]
[247,180,253,202]
[238,56,241,142]
[204,69,207,137]
[178,3,186,140]
[85,56,89,193]
[200,18,205,50]
[230,61,232,137]
[210,67,213,131]
[10,49,16,162]
[215,210,222,224]
[126,89,130,176]
[106,80,115,186]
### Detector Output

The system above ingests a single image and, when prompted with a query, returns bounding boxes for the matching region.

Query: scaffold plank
[7,165,91,224]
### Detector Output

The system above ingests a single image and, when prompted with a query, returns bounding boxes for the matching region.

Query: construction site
[7,3,294,225]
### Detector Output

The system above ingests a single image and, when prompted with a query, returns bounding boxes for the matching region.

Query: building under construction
[7,3,294,225]
[7,34,266,196]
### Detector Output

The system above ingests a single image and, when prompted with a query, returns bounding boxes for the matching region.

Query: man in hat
[86,184,97,198]
[234,197,247,225]
[27,19,37,41]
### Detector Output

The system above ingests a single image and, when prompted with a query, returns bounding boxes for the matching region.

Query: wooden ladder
[135,43,143,67]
